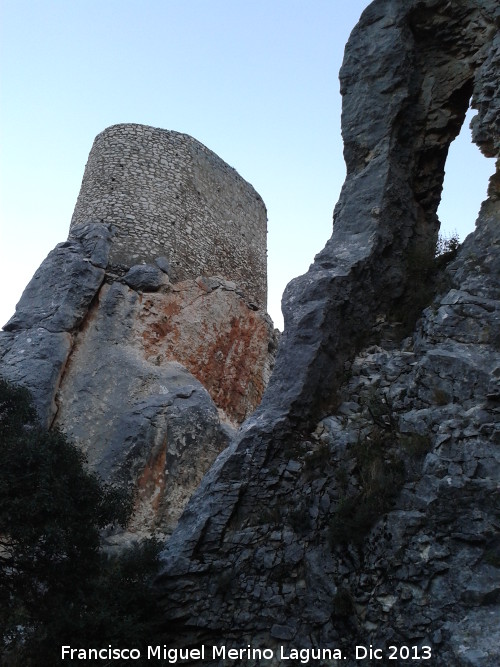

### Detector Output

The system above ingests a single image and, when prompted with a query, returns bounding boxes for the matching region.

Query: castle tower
[70,124,268,307]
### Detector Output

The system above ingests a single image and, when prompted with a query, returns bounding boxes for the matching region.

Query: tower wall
[70,124,267,307]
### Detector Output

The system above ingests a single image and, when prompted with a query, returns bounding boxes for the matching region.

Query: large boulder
[0,195,276,538]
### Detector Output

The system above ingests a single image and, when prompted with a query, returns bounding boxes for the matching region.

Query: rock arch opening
[438,107,495,244]
[257,0,499,428]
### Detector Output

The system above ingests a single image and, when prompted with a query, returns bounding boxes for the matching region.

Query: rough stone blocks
[70,124,268,307]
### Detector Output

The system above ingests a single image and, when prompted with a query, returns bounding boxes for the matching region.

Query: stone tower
[70,124,268,307]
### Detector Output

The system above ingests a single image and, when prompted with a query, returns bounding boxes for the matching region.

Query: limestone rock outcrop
[1,132,277,534]
[135,276,276,425]
[0,223,112,422]
[153,0,500,663]
[1,0,499,661]
[258,0,498,428]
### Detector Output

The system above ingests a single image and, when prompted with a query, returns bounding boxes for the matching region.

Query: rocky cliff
[152,0,500,664]
[0,0,498,663]
[0,147,277,535]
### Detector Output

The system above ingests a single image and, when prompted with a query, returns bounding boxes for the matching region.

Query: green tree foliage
[0,378,163,665]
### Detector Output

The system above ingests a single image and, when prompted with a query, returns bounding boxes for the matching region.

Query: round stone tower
[70,124,267,307]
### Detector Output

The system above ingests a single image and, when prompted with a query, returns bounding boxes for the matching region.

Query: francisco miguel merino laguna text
[61,644,348,662]
[62,644,433,662]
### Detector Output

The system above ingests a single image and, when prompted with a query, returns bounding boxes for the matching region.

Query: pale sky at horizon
[0,0,494,331]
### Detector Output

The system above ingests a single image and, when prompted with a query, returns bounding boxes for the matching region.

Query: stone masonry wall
[70,124,267,307]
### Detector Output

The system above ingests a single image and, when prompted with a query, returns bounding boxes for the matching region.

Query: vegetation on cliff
[0,379,162,666]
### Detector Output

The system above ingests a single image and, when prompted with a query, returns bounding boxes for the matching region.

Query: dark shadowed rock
[0,329,72,422]
[123,264,169,292]
[3,222,111,334]
[0,222,112,424]
[259,0,499,427]
[154,1,500,664]
[155,256,171,275]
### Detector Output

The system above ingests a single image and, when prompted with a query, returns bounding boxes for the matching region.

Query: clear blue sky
[0,0,494,330]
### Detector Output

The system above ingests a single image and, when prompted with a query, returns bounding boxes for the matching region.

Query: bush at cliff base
[0,378,163,666]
